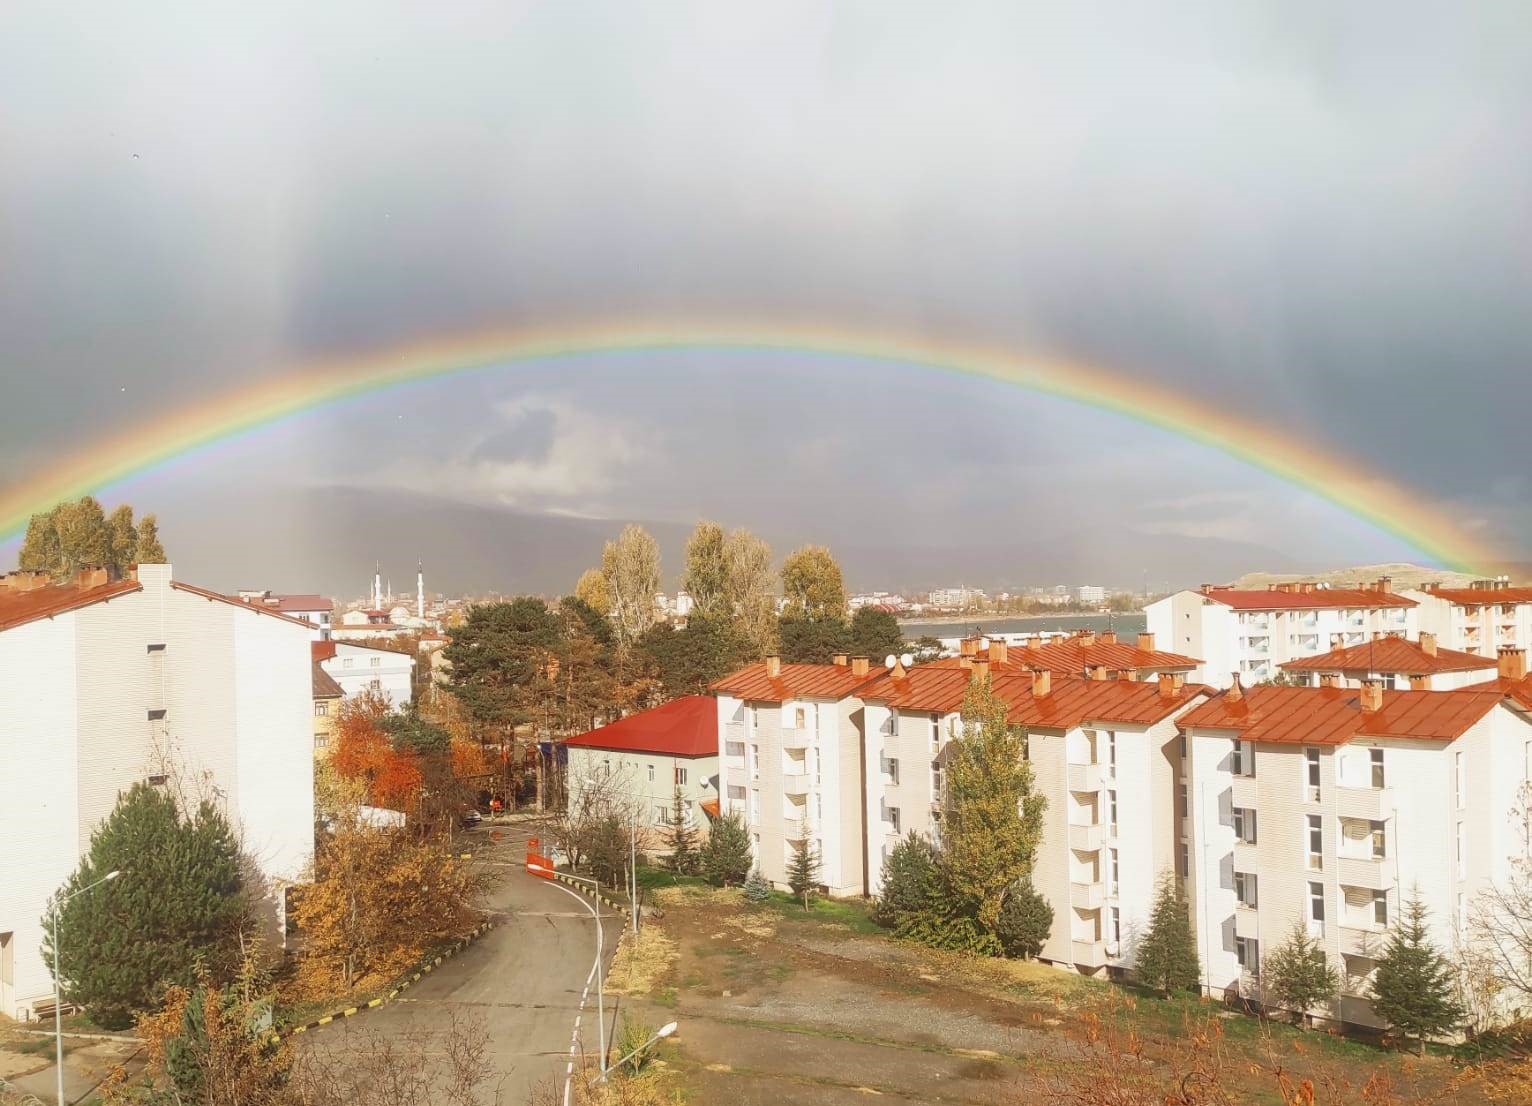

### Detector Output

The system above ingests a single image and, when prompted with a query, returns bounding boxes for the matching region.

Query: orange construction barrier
[526,836,554,877]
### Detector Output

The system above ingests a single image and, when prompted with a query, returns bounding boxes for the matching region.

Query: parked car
[460,808,483,828]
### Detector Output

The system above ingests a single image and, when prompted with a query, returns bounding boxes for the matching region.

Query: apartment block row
[712,632,1532,1029]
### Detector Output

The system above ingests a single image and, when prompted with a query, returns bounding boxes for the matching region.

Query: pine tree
[787,828,821,910]
[42,784,246,1028]
[1135,871,1201,997]
[665,788,699,875]
[1371,893,1464,1054]
[700,812,753,887]
[742,869,772,902]
[1265,918,1340,1027]
[872,832,944,930]
[996,878,1054,960]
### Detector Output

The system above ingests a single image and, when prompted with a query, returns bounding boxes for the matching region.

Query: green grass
[635,866,709,892]
[760,891,883,934]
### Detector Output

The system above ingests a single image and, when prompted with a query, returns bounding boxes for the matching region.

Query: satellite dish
[885,654,897,669]
[900,652,914,667]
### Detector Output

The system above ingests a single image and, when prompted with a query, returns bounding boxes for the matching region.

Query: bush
[742,869,771,902]
[996,878,1053,959]
[614,1013,659,1075]
[700,812,752,887]
[872,833,943,929]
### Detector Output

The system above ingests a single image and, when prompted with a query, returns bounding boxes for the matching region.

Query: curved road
[316,820,620,1105]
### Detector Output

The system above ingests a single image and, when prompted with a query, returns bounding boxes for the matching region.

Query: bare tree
[1469,782,1532,1020]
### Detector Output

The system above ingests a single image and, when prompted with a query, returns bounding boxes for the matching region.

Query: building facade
[0,564,315,1020]
[1147,580,1418,688]
[312,662,344,757]
[314,640,415,708]
[1179,671,1532,1029]
[1405,579,1532,658]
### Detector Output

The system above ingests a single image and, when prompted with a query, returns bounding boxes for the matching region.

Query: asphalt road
[312,819,621,1106]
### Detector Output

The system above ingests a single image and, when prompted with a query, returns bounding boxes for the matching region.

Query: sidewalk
[1,1032,143,1105]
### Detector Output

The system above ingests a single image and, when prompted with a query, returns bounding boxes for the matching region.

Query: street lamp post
[530,865,607,1072]
[50,869,120,1106]
[594,1020,677,1084]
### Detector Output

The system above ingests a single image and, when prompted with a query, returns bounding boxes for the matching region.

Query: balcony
[1069,823,1105,852]
[1231,774,1258,809]
[725,720,746,740]
[1336,786,1391,822]
[1233,840,1259,873]
[1235,905,1260,940]
[1072,939,1108,968]
[782,769,811,797]
[1071,881,1105,910]
[780,727,812,750]
[1339,925,1389,958]
[1338,855,1390,891]
[1067,763,1103,793]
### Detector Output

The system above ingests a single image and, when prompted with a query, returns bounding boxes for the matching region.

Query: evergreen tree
[1371,893,1464,1054]
[639,613,751,697]
[848,607,904,664]
[777,613,852,664]
[135,513,167,563]
[996,878,1054,960]
[742,869,771,902]
[941,678,1046,935]
[665,788,699,875]
[1265,919,1340,1027]
[700,812,753,887]
[1135,871,1201,997]
[787,829,821,909]
[43,784,245,1028]
[872,832,944,930]
[442,598,560,730]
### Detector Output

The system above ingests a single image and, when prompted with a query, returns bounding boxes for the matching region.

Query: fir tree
[742,869,772,903]
[996,878,1054,960]
[42,784,245,1028]
[1371,893,1464,1054]
[1135,871,1201,997]
[665,788,699,875]
[787,827,821,909]
[700,812,753,887]
[872,833,944,930]
[1264,919,1340,1027]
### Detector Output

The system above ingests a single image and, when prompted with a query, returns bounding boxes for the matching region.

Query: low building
[0,564,314,1020]
[237,591,334,641]
[1278,633,1497,690]
[565,695,720,842]
[313,640,416,708]
[1179,672,1532,1029]
[312,662,344,757]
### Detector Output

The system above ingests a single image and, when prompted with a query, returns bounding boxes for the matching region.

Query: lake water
[899,611,1147,639]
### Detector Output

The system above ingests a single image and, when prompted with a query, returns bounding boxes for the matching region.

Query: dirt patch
[607,927,680,998]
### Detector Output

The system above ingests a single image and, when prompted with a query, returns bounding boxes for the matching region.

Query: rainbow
[0,321,1496,572]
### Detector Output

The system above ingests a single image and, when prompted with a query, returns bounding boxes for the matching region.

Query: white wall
[322,643,415,708]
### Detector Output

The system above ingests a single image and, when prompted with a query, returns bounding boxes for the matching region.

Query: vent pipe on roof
[0,570,52,593]
[1227,674,1243,702]
[851,655,869,677]
[831,653,848,667]
[1376,576,1393,594]
[1137,631,1156,653]
[1360,678,1383,713]
[765,655,781,679]
[1077,632,1097,647]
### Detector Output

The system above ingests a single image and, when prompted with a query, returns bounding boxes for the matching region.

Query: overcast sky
[2,3,1528,594]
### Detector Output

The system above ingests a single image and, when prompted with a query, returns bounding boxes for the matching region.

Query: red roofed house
[565,695,720,844]
[1146,578,1419,688]
[237,590,334,641]
[1179,674,1532,1030]
[1405,576,1532,659]
[1278,632,1499,690]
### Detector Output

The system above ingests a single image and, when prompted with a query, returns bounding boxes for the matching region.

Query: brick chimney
[1409,674,1430,691]
[0,569,51,593]
[73,566,109,589]
[831,653,848,667]
[1376,576,1393,594]
[1319,672,1340,689]
[1137,631,1156,652]
[1121,669,1138,682]
[1500,647,1527,682]
[988,639,1008,664]
[765,654,781,679]
[1360,678,1383,712]
[972,656,990,683]
[851,655,869,677]
[1227,674,1243,702]
[959,637,979,658]
[1089,665,1108,681]
[1418,632,1437,657]
[1100,631,1117,645]
[1031,667,1051,698]
[1077,632,1097,647]
[1157,672,1179,699]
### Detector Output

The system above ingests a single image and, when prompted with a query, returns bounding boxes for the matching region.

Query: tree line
[18,495,166,579]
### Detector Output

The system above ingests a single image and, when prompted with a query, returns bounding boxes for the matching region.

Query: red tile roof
[1179,684,1510,745]
[858,668,1206,729]
[1280,636,1495,676]
[171,581,316,628]
[0,578,142,633]
[312,641,337,663]
[1199,586,1416,611]
[1421,586,1532,606]
[711,662,878,702]
[564,695,718,757]
[1461,675,1532,709]
[253,593,333,614]
[926,638,1200,676]
[312,662,345,699]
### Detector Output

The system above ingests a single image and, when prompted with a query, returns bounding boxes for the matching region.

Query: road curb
[269,917,499,1043]
[549,871,630,915]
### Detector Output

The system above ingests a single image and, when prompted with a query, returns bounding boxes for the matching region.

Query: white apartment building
[1147,579,1418,688]
[858,654,1208,976]
[1076,585,1106,605]
[565,695,720,841]
[314,640,416,708]
[0,564,315,1020]
[1179,668,1532,1029]
[1279,633,1498,690]
[713,656,876,895]
[1405,579,1532,659]
[237,591,334,641]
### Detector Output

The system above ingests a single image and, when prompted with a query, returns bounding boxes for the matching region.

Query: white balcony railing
[1335,785,1390,822]
[1071,881,1105,910]
[1069,822,1105,851]
[1337,855,1390,891]
[1072,939,1107,968]
[1067,763,1103,793]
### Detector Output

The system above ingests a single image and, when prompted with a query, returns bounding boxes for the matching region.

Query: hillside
[1230,562,1482,591]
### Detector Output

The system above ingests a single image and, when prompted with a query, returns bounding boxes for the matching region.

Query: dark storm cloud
[1,1,1528,579]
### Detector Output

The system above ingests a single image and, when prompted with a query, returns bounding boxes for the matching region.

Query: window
[886,757,900,785]
[1106,731,1117,772]
[342,657,354,669]
[794,706,807,729]
[727,784,745,802]
[675,765,688,786]
[146,642,166,653]
[1108,847,1120,895]
[147,774,169,787]
[1236,936,1260,975]
[1177,784,1188,820]
[1235,871,1258,908]
[1455,752,1465,809]
[1371,821,1387,859]
[1458,893,1468,934]
[888,806,901,834]
[1107,789,1118,832]
[931,764,943,797]
[1370,748,1385,789]
[371,656,382,668]
[1307,815,1323,870]
[1231,739,1254,777]
[1308,881,1325,932]
[1457,821,1466,878]
[1233,807,1257,844]
[1305,747,1321,800]
[314,701,329,717]
[653,805,669,826]
[147,708,167,721]
[750,745,760,780]
[369,678,381,692]
[929,713,942,748]
[1373,891,1389,928]
[1110,906,1121,945]
[315,733,329,749]
[647,764,655,783]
